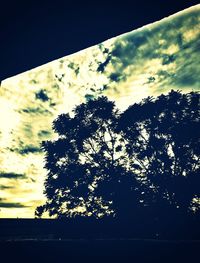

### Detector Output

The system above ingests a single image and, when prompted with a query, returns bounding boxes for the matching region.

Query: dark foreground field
[0,219,199,262]
[1,238,200,263]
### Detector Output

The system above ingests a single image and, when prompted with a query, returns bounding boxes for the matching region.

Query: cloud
[0,198,29,208]
[0,185,13,190]
[97,47,112,73]
[0,172,26,179]
[18,145,42,155]
[37,130,51,140]
[67,62,80,76]
[100,5,200,99]
[35,89,49,102]
[21,107,51,115]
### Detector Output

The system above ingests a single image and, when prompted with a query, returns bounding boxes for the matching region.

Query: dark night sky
[0,0,199,81]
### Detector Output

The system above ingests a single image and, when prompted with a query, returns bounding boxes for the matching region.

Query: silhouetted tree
[119,90,200,217]
[36,97,143,218]
[36,91,200,223]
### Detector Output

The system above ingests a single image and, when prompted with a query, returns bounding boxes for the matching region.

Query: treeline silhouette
[36,90,200,239]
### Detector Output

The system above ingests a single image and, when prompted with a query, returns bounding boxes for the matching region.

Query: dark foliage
[119,90,200,218]
[36,91,200,229]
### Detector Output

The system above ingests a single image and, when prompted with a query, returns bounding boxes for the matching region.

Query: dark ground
[1,239,200,263]
[0,219,199,262]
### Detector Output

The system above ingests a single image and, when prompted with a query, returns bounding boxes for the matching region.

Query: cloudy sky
[0,4,200,218]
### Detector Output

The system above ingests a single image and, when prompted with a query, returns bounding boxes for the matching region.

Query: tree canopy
[119,90,200,216]
[36,90,200,220]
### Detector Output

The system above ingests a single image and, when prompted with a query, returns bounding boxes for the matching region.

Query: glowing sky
[0,5,200,218]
